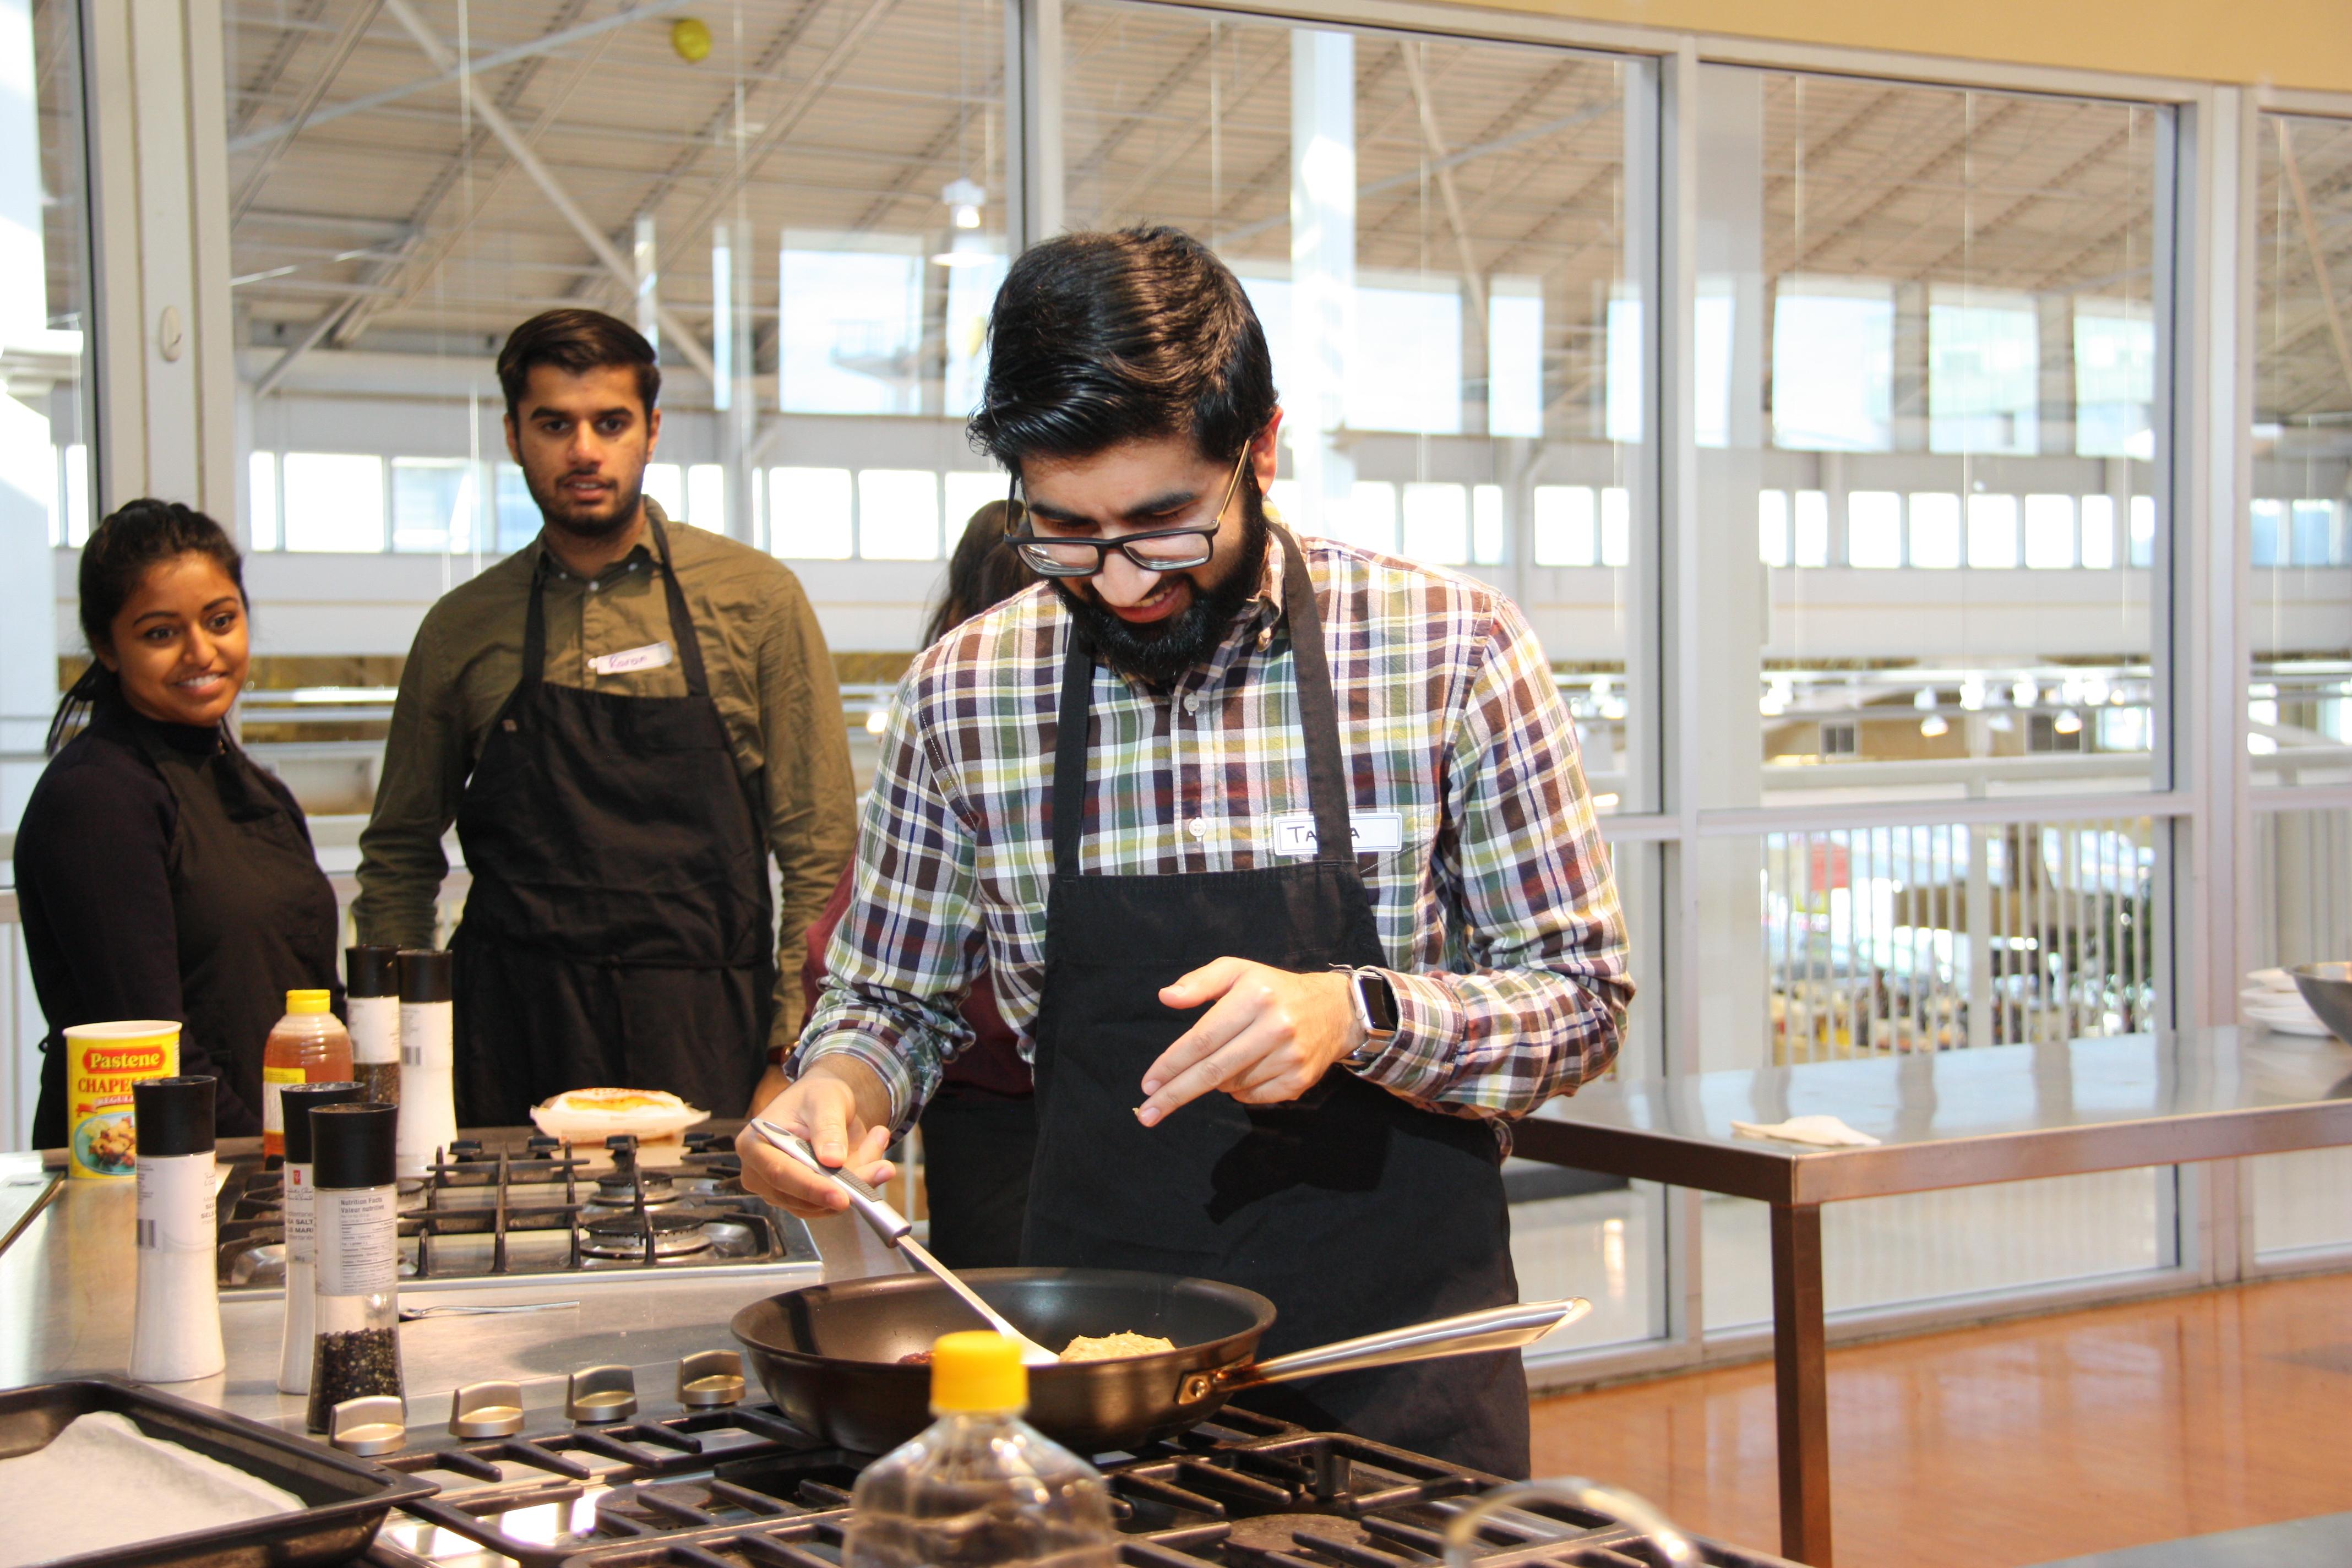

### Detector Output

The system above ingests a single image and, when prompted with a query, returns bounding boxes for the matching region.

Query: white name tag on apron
[1271,811,1405,857]
[588,641,675,676]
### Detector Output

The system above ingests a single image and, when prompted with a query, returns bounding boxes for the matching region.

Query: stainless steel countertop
[1515,1027,2352,1204]
[0,1142,908,1431]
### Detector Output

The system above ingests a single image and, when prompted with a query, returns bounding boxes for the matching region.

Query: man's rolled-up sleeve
[355,618,468,949]
[1354,596,1631,1118]
[790,678,984,1133]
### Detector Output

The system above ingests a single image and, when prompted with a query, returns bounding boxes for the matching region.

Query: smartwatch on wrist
[1331,964,1400,1058]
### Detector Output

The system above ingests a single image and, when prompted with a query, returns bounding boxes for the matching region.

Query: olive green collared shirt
[353,502,857,1047]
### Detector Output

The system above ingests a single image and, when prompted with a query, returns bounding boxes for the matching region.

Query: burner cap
[579,1207,712,1259]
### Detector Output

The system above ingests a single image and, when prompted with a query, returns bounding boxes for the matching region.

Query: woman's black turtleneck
[18,694,342,1145]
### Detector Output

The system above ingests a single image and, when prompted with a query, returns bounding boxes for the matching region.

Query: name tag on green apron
[589,641,675,676]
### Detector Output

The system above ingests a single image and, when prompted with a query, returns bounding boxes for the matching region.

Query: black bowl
[2289,962,2352,1044]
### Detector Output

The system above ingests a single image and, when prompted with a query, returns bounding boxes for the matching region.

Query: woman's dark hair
[923,500,1039,645]
[48,499,246,753]
[496,308,661,422]
[969,226,1276,472]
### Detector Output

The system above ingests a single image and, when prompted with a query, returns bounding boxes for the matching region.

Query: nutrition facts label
[315,1185,399,1294]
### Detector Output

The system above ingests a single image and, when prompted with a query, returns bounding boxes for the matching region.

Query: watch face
[1359,972,1400,1033]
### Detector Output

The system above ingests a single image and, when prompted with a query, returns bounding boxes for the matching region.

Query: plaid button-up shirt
[793,531,1631,1133]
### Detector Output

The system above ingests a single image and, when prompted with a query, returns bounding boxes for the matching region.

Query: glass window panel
[1758,489,1790,567]
[1930,288,2039,455]
[1599,486,1630,567]
[1847,491,1901,568]
[780,239,927,416]
[644,464,685,522]
[770,467,853,560]
[1908,491,1962,569]
[2081,494,2117,568]
[1772,280,1894,450]
[1694,288,1735,449]
[1488,280,1544,439]
[944,471,1004,538]
[248,452,279,551]
[2023,493,2076,568]
[1401,482,1468,565]
[1532,486,1596,567]
[685,465,726,535]
[281,453,386,552]
[1720,68,2159,806]
[1604,293,1642,444]
[1967,493,2021,569]
[62,444,90,547]
[1792,489,1829,567]
[1471,484,1506,565]
[389,458,479,554]
[1343,480,1400,554]
[2291,499,2335,565]
[2129,494,2156,566]
[1351,277,1462,435]
[494,465,538,552]
[859,469,941,560]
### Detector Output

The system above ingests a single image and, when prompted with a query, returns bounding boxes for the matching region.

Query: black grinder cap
[281,1080,363,1166]
[347,945,401,998]
[311,1102,399,1189]
[398,948,453,1004]
[133,1076,216,1158]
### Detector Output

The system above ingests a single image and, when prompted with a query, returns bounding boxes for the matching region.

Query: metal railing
[1762,815,2159,1063]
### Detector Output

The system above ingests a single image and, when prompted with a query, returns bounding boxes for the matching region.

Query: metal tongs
[748,1118,1060,1365]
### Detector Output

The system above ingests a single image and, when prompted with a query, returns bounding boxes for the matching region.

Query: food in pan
[530,1086,709,1142]
[899,1349,934,1365]
[1060,1332,1177,1361]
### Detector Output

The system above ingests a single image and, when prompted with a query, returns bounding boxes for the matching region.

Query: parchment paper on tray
[0,1410,301,1567]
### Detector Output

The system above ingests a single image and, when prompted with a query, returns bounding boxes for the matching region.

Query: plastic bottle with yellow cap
[260,987,352,1158]
[845,1331,1116,1568]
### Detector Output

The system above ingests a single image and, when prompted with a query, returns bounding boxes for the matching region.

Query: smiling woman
[15,501,344,1147]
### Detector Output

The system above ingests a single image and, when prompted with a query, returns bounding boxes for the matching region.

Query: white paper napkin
[1730,1114,1882,1148]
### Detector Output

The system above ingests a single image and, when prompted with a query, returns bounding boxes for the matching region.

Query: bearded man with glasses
[740,226,1630,1478]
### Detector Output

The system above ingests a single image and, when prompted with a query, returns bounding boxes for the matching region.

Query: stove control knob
[330,1395,408,1456]
[567,1363,639,1423]
[450,1379,528,1439]
[677,1349,747,1408]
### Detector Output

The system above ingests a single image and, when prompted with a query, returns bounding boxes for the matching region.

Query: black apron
[32,707,342,1142]
[450,519,774,1126]
[1021,526,1529,1476]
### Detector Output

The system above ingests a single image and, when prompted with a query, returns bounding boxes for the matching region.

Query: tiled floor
[1525,1272,2352,1568]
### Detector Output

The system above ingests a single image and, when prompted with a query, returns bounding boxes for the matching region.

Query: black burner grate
[359,1403,1795,1568]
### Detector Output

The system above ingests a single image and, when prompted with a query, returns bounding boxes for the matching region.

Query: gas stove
[215,1130,820,1293]
[351,1358,1797,1568]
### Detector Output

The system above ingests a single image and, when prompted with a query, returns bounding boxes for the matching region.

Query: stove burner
[591,1140,678,1210]
[579,1207,713,1259]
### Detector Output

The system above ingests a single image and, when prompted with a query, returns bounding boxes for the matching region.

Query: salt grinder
[394,949,456,1179]
[128,1075,225,1384]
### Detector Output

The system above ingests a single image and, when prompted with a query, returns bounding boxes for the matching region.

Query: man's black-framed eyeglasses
[1001,448,1249,578]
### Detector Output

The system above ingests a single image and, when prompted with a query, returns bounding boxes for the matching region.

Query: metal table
[1511,1028,2352,1568]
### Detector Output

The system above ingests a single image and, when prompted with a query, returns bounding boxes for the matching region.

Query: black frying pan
[730,1266,1583,1455]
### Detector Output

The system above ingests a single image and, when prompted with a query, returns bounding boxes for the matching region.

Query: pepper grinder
[395,949,456,1179]
[128,1075,225,1384]
[276,1079,362,1394]
[308,1101,405,1431]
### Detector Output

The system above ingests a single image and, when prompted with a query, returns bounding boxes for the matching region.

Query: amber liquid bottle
[260,989,355,1158]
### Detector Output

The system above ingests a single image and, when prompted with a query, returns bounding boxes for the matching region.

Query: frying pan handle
[1180,1298,1589,1402]
[747,1118,912,1243]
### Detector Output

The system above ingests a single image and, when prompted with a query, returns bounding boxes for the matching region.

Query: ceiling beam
[2278,116,2352,406]
[231,0,385,222]
[226,0,700,154]
[374,0,720,380]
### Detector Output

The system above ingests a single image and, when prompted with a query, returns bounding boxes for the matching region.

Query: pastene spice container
[277,1079,362,1395]
[308,1101,404,1431]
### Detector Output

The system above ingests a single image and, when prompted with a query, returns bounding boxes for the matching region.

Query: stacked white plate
[2242,968,2333,1035]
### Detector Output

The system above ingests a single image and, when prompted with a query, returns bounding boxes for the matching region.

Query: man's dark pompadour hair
[969,226,1276,470]
[497,308,661,422]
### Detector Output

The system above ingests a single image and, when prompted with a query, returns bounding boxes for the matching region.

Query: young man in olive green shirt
[356,309,855,1119]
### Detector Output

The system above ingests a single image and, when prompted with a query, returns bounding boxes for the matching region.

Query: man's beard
[1055,484,1270,687]
[525,464,645,541]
